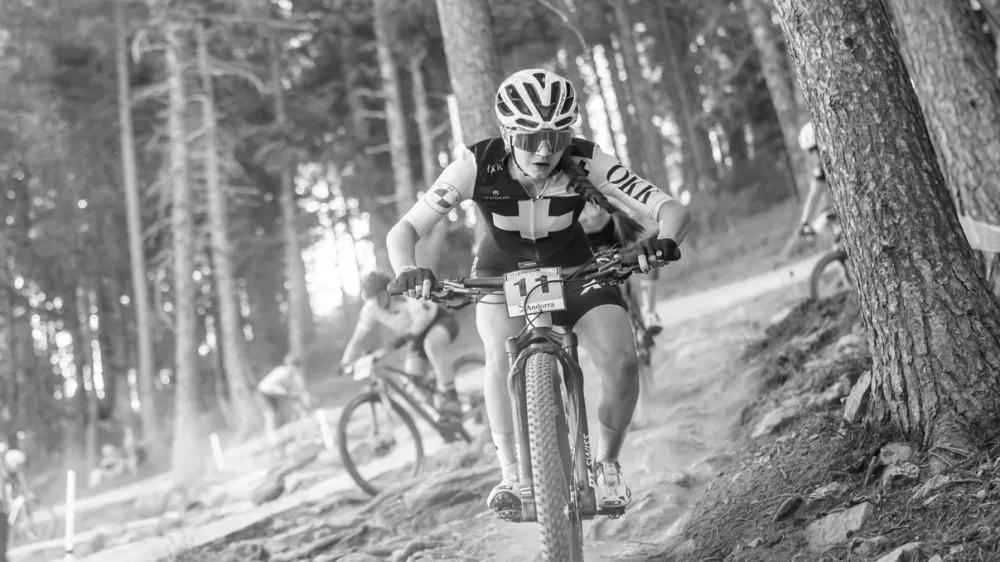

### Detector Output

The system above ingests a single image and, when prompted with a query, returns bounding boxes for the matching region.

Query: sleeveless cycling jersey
[403,137,672,271]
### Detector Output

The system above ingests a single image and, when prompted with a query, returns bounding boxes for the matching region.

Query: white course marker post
[209,433,226,471]
[63,469,76,560]
[315,410,334,451]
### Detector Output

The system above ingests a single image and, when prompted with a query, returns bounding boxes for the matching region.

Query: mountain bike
[338,348,486,496]
[389,248,653,562]
[806,211,853,300]
[4,485,57,545]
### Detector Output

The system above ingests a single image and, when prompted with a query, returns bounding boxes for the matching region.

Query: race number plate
[352,354,375,381]
[502,267,567,318]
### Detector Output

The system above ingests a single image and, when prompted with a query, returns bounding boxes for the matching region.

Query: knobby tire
[809,249,850,301]
[525,352,584,562]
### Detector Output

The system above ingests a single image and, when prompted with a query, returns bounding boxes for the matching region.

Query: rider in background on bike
[340,271,462,418]
[580,202,662,331]
[385,68,690,519]
[796,121,833,238]
[257,354,313,441]
[0,440,33,562]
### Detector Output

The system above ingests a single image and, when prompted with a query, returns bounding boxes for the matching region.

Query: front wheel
[809,249,852,300]
[525,352,584,562]
[337,391,424,497]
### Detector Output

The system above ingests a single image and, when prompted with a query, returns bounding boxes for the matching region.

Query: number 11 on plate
[502,267,567,318]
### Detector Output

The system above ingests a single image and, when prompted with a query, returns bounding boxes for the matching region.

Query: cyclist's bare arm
[388,148,477,275]
[584,145,691,243]
[341,304,378,366]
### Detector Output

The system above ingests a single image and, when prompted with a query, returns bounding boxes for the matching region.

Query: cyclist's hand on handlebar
[633,236,681,272]
[395,266,437,300]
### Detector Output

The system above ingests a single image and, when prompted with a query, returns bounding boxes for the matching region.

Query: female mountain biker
[340,271,462,417]
[385,68,690,519]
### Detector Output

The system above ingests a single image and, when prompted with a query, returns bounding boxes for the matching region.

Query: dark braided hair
[558,151,645,246]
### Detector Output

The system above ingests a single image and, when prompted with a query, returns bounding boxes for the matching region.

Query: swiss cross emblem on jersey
[492,198,574,240]
[426,182,461,214]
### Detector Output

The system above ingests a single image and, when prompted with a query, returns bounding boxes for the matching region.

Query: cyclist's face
[512,141,565,179]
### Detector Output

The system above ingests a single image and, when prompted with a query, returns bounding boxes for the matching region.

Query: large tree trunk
[887,0,1000,297]
[775,0,1000,452]
[114,2,160,455]
[435,0,504,248]
[372,0,417,219]
[196,22,260,439]
[610,0,669,188]
[742,0,806,193]
[165,22,204,484]
[268,31,312,360]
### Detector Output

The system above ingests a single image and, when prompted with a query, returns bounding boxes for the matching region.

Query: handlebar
[386,248,656,305]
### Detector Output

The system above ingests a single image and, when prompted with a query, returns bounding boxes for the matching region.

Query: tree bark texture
[742,0,807,193]
[372,0,417,218]
[604,39,640,169]
[196,23,260,439]
[610,0,669,189]
[115,2,160,451]
[435,0,504,247]
[888,0,1000,295]
[269,31,312,361]
[165,23,205,483]
[774,0,1000,448]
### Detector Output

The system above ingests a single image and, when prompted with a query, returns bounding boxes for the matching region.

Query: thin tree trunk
[888,0,1000,296]
[561,48,595,140]
[742,0,807,193]
[407,46,449,271]
[610,0,670,188]
[114,1,160,455]
[268,31,311,361]
[165,22,203,483]
[196,22,260,439]
[435,0,504,248]
[652,2,698,193]
[372,0,417,218]
[604,40,640,168]
[76,288,100,482]
[775,0,1000,452]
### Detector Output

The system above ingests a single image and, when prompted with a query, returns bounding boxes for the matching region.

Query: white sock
[492,432,519,480]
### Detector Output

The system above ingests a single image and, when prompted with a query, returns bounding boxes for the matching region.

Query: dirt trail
[13,256,818,562]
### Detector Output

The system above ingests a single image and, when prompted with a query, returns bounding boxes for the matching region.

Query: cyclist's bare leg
[575,303,638,508]
[422,324,461,415]
[476,299,527,517]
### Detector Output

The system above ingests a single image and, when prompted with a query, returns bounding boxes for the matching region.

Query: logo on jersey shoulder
[486,161,505,174]
[426,182,461,214]
[607,165,658,205]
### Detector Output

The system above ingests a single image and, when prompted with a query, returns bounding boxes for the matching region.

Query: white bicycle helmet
[495,69,579,132]
[798,121,817,151]
[4,448,26,471]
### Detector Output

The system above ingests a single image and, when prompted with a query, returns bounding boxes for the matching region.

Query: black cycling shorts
[410,307,459,358]
[472,236,624,329]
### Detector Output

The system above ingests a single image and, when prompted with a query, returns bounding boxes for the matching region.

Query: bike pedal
[599,506,627,519]
[494,507,523,523]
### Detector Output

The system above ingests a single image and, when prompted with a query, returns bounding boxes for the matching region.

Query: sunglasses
[510,129,573,153]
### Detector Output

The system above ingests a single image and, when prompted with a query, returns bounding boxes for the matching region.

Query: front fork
[505,331,598,523]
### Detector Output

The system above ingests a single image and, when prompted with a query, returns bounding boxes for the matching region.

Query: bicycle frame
[503,309,600,523]
[363,361,470,441]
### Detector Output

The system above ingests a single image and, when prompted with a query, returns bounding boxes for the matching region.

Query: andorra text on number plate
[502,267,567,318]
